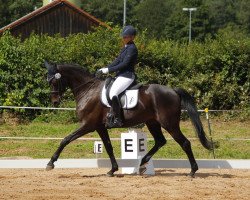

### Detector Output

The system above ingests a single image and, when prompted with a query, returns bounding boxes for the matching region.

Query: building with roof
[0,0,108,39]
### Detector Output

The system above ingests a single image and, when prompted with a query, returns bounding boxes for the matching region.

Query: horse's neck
[67,73,102,101]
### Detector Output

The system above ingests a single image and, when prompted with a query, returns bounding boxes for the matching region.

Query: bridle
[48,72,99,101]
[48,73,63,100]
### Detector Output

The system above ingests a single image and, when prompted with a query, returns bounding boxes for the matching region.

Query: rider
[98,25,138,128]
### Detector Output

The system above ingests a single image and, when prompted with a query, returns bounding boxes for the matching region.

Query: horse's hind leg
[46,125,91,170]
[139,121,166,174]
[96,125,118,177]
[163,123,198,177]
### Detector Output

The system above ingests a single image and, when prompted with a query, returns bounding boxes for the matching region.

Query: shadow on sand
[154,169,236,178]
[57,169,236,179]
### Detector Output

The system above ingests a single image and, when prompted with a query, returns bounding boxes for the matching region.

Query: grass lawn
[0,117,249,159]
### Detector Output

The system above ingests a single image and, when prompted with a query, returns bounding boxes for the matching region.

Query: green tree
[133,0,170,38]
[206,0,237,36]
[0,0,42,28]
[1,0,250,41]
[236,0,250,34]
[0,0,10,28]
[8,0,36,23]
[81,0,141,26]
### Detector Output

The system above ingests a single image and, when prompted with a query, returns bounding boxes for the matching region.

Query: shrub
[0,26,249,120]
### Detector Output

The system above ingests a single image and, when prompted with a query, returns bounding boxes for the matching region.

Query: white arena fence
[0,106,249,170]
[0,136,249,141]
[0,105,242,112]
[0,105,247,142]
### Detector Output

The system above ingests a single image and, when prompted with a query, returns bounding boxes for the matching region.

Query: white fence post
[121,130,155,175]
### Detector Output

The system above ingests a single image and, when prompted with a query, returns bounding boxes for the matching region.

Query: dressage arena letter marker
[94,141,103,154]
[125,139,133,152]
[121,130,155,175]
[139,138,145,152]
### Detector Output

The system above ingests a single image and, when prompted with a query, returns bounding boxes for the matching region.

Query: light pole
[123,0,127,26]
[182,7,197,43]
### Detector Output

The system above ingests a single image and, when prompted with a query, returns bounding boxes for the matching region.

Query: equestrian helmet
[121,25,137,37]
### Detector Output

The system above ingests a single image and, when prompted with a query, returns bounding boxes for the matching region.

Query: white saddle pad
[101,86,139,109]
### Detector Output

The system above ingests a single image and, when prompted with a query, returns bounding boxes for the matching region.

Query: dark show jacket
[107,41,138,78]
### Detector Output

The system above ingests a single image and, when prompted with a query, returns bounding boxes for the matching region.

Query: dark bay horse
[45,62,214,177]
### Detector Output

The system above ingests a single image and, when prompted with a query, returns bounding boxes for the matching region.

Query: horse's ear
[44,60,51,70]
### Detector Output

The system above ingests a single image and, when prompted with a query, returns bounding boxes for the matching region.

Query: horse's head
[45,61,67,107]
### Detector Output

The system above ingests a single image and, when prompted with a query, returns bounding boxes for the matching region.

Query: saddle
[101,76,142,109]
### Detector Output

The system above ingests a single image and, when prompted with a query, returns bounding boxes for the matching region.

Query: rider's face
[123,35,135,44]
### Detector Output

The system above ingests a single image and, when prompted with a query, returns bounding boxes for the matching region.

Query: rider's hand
[98,68,109,74]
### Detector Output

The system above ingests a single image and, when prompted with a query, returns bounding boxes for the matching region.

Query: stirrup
[106,112,113,121]
[105,112,114,128]
[105,116,123,128]
[113,118,123,127]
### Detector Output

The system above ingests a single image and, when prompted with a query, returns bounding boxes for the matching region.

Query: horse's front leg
[96,125,118,177]
[46,125,91,170]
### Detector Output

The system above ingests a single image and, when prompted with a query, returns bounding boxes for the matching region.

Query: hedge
[0,26,249,119]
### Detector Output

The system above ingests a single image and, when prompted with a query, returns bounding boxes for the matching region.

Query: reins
[73,77,99,100]
[48,67,101,102]
[72,77,97,92]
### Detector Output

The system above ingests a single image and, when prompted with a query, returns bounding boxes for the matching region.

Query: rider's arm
[108,46,137,73]
[107,58,119,68]
[107,54,121,68]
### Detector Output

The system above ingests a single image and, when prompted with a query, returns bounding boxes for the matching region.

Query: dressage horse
[45,61,214,177]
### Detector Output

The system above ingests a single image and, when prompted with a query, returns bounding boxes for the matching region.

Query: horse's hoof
[46,164,54,171]
[139,165,147,175]
[106,171,115,177]
[106,173,114,177]
[188,172,195,178]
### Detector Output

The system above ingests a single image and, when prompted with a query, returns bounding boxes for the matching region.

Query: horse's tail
[174,88,214,150]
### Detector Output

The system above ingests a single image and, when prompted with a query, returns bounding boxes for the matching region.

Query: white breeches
[109,76,134,99]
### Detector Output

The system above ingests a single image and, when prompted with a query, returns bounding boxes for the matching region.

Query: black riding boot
[106,96,123,128]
